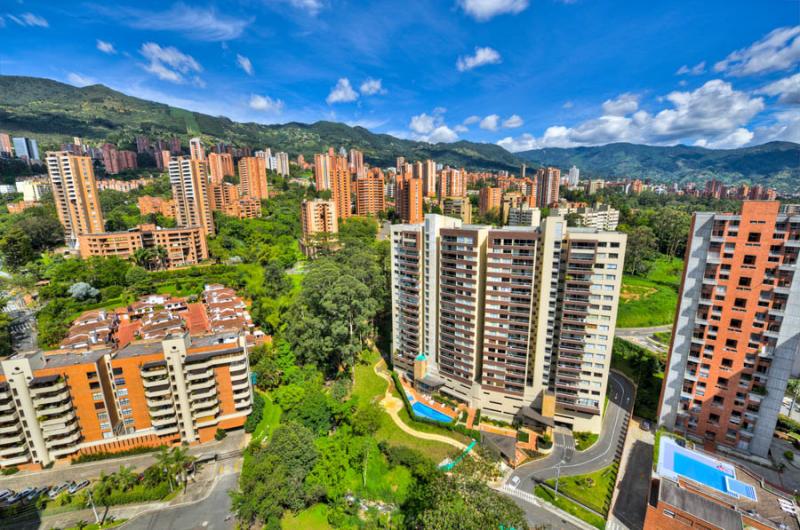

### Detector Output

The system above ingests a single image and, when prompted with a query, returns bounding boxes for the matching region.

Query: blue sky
[1,0,798,151]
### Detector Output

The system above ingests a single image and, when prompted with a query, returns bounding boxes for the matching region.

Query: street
[508,371,634,490]
[615,324,672,355]
[122,469,239,530]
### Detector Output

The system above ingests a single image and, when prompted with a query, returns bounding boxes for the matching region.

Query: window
[743,255,756,265]
[114,377,125,386]
[726,338,738,349]
[730,318,742,329]
[117,388,128,397]
[738,277,752,287]
[112,367,123,375]
[119,398,130,406]
[747,232,761,243]
[87,371,97,379]
[94,402,105,410]
[734,298,747,309]
[721,358,733,369]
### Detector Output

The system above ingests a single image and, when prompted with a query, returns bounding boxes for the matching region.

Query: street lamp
[554,459,566,495]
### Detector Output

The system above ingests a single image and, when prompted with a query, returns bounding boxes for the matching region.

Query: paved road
[509,371,634,489]
[616,324,672,355]
[615,325,672,336]
[611,436,653,530]
[0,432,244,491]
[504,491,582,529]
[122,471,239,530]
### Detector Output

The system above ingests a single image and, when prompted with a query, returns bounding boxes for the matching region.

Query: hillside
[0,76,520,171]
[0,75,797,190]
[517,142,799,191]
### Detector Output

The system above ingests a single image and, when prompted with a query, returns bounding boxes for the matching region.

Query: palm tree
[788,379,800,415]
[117,465,137,491]
[155,446,175,492]
[133,248,152,270]
[153,246,168,270]
[169,446,196,493]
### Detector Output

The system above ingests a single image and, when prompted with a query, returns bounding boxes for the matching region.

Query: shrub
[244,392,265,433]
[539,434,553,449]
[215,428,227,441]
[785,450,795,461]
[71,445,166,464]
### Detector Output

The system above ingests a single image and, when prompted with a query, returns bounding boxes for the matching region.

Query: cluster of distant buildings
[27,137,285,269]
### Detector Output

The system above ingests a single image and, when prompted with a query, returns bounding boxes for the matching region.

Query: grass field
[618,257,683,328]
[252,390,282,443]
[352,350,463,463]
[545,463,618,515]
[535,486,606,529]
[281,504,332,530]
[574,431,599,451]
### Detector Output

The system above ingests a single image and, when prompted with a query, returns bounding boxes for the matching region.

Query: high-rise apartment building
[314,152,332,191]
[238,156,268,200]
[78,224,208,268]
[13,137,40,161]
[331,155,352,219]
[349,149,365,177]
[46,152,105,244]
[207,153,234,182]
[168,156,215,237]
[438,168,466,199]
[0,331,253,469]
[0,133,12,157]
[479,187,502,216]
[508,205,541,227]
[101,144,137,175]
[555,204,620,231]
[390,214,626,431]
[568,166,580,187]
[658,201,800,458]
[536,167,561,208]
[441,197,472,224]
[299,199,339,257]
[189,137,205,161]
[422,159,437,197]
[355,168,385,216]
[275,152,290,177]
[395,175,423,224]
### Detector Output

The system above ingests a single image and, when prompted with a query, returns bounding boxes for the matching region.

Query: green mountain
[0,75,797,190]
[516,142,800,191]
[0,75,519,171]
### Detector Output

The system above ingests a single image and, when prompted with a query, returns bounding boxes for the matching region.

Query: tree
[0,225,35,269]
[68,282,100,301]
[788,379,800,414]
[624,226,658,276]
[651,208,691,258]
[352,405,381,435]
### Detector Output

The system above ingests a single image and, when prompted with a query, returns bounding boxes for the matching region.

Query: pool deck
[399,376,458,420]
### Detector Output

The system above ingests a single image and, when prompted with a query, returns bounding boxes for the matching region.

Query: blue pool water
[673,451,733,493]
[407,394,453,423]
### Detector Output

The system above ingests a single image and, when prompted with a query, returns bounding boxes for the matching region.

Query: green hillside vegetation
[517,141,800,191]
[617,257,683,328]
[1,75,797,190]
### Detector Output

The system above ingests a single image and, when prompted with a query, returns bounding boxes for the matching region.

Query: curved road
[508,371,635,488]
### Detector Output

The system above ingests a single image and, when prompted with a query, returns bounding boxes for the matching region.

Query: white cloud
[751,109,800,144]
[502,114,524,128]
[714,25,800,76]
[676,61,706,76]
[457,0,528,21]
[236,54,253,75]
[408,111,459,143]
[480,114,500,131]
[601,93,639,116]
[454,124,469,133]
[757,73,800,104]
[249,94,284,113]
[140,42,203,85]
[326,78,358,104]
[497,80,765,151]
[463,115,481,125]
[359,78,386,96]
[562,101,574,109]
[694,128,753,149]
[285,0,324,15]
[96,40,116,54]
[98,3,251,42]
[67,73,96,87]
[7,12,48,27]
[457,46,502,72]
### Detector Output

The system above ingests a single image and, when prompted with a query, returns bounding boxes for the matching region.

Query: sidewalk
[0,432,245,492]
[608,417,654,530]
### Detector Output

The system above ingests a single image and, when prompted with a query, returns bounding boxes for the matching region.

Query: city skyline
[0,1,797,151]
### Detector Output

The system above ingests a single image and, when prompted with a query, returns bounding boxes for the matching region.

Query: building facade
[355,169,385,216]
[658,201,800,458]
[390,214,626,432]
[168,156,215,237]
[536,167,561,208]
[238,156,269,201]
[395,176,423,224]
[46,152,105,245]
[479,187,502,217]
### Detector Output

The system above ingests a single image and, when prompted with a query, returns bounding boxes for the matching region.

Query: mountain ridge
[0,75,797,189]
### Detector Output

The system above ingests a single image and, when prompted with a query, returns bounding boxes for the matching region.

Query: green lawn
[252,390,282,443]
[545,463,619,515]
[574,432,599,451]
[534,486,606,529]
[352,351,463,463]
[281,504,332,530]
[652,331,672,345]
[617,256,683,328]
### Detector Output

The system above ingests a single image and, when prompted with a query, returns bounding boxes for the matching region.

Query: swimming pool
[673,451,732,493]
[407,394,454,423]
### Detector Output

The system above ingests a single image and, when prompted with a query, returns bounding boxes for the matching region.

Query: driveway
[509,371,634,489]
[122,468,239,530]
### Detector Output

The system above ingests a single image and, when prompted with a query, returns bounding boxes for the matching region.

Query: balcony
[141,367,168,378]
[748,392,764,403]
[145,386,172,399]
[150,406,174,418]
[36,401,73,416]
[40,409,76,427]
[29,380,67,396]
[142,377,169,389]
[45,430,81,449]
[50,444,81,458]
[192,405,219,419]
[0,423,21,435]
[188,378,216,391]
[0,444,28,457]
[146,396,172,408]
[42,421,79,436]
[185,369,213,382]
[0,401,15,413]
[0,432,25,445]
[151,415,178,427]
[32,388,71,407]
[0,454,30,467]
[231,380,250,392]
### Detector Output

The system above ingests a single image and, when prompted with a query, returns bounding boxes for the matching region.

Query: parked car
[68,480,89,494]
[7,488,33,504]
[48,483,70,499]
[510,476,521,488]
[640,420,652,431]
[26,486,48,502]
[0,489,12,502]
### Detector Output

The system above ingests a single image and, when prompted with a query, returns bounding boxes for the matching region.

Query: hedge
[244,392,265,433]
[390,372,481,440]
[71,445,166,464]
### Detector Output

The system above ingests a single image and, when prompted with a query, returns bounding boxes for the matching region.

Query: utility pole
[86,490,100,525]
[554,460,565,495]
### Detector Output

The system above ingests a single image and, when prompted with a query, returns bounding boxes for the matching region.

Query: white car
[510,476,521,488]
